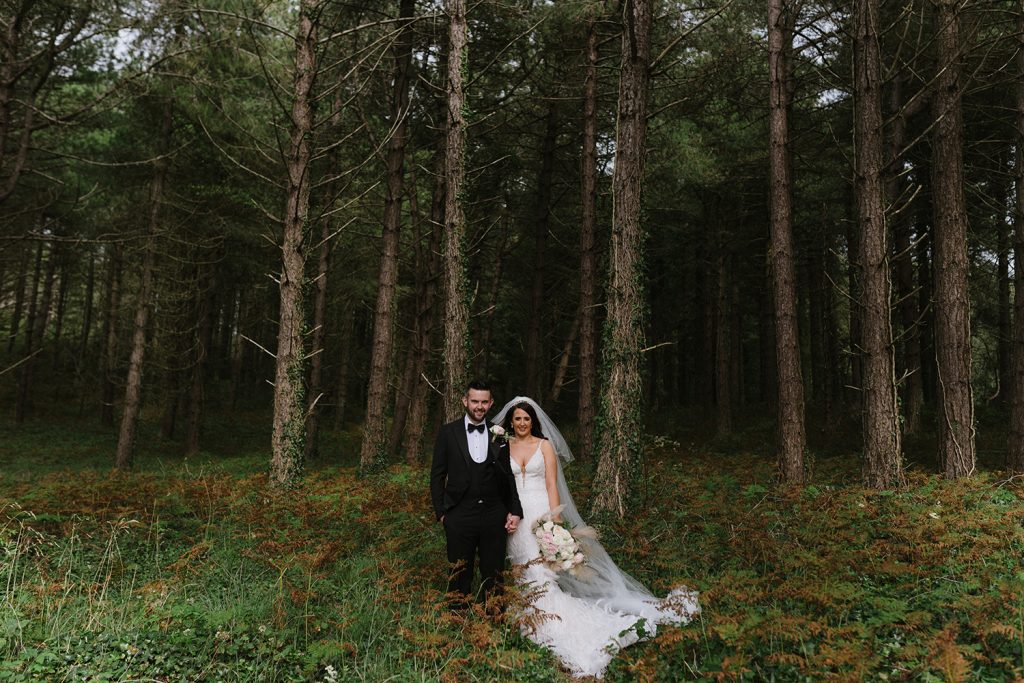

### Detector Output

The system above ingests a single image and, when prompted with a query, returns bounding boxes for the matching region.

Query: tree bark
[15,239,54,424]
[19,241,42,361]
[854,0,903,488]
[229,290,245,412]
[715,249,733,437]
[919,234,937,411]
[5,243,28,354]
[442,0,471,422]
[759,278,777,407]
[767,0,806,483]
[304,207,331,460]
[116,105,172,470]
[358,0,415,473]
[270,0,318,487]
[808,239,826,408]
[931,0,975,478]
[526,106,559,400]
[185,268,216,456]
[100,245,122,426]
[51,251,69,369]
[591,0,653,519]
[474,218,509,379]
[577,13,600,461]
[1007,3,1024,471]
[78,253,96,362]
[998,185,1011,405]
[333,301,356,430]
[399,150,446,461]
[305,87,344,462]
[886,73,924,436]
[549,311,580,405]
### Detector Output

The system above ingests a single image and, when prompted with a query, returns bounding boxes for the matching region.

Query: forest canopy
[1,0,1022,492]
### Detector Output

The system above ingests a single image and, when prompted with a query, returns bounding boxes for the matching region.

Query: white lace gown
[506,444,695,678]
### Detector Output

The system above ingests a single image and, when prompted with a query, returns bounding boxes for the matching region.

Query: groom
[431,379,523,603]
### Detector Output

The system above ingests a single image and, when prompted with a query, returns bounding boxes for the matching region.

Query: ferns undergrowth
[2,411,1024,681]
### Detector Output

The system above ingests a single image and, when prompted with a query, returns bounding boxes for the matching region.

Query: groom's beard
[466,407,488,423]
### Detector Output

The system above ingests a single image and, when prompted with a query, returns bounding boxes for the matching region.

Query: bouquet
[531,506,597,574]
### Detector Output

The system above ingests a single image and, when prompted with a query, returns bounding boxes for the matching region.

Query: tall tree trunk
[270,0,318,487]
[807,239,826,407]
[333,301,355,430]
[998,191,1011,405]
[442,0,470,421]
[887,75,924,435]
[526,106,559,399]
[78,253,95,362]
[185,268,215,456]
[305,88,344,461]
[759,278,777,406]
[730,270,744,406]
[390,190,424,457]
[100,245,122,426]
[116,105,172,470]
[715,249,733,437]
[474,218,508,379]
[18,241,42,361]
[229,290,246,412]
[845,213,863,398]
[359,0,415,473]
[160,357,181,440]
[16,240,54,424]
[591,0,653,519]
[51,252,69,370]
[1007,4,1024,471]
[854,0,903,488]
[549,311,580,405]
[400,150,446,460]
[767,0,806,483]
[392,163,445,460]
[931,0,975,478]
[577,13,600,461]
[5,243,28,354]
[304,211,330,460]
[824,243,844,414]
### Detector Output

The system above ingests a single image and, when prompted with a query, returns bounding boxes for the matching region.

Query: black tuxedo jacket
[430,417,524,522]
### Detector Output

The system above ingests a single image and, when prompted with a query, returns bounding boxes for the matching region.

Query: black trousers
[443,498,507,600]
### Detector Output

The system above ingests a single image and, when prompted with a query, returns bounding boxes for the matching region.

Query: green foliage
[4,419,1024,681]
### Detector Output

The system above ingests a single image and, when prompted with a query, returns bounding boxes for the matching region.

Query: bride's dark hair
[503,401,546,438]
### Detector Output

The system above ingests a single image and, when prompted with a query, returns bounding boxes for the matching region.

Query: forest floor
[1,406,1023,682]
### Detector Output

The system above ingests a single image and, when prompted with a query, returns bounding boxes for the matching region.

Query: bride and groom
[430,380,699,678]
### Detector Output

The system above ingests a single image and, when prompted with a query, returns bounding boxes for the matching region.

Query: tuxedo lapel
[454,420,472,467]
[485,420,499,463]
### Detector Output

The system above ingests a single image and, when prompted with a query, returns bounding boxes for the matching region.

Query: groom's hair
[466,379,491,394]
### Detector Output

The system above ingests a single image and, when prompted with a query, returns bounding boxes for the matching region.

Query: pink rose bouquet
[530,507,596,574]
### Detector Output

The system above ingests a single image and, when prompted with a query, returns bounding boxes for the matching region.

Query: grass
[2,404,1024,681]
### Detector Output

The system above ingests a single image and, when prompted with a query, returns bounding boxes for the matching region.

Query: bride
[494,396,700,678]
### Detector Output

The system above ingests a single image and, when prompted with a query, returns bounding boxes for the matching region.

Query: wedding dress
[497,398,699,679]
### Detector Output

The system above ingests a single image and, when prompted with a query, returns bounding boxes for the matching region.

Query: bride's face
[512,408,532,438]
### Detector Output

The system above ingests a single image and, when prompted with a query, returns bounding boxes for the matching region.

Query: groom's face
[463,389,493,423]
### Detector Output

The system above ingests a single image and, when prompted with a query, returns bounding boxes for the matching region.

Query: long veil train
[493,396,700,623]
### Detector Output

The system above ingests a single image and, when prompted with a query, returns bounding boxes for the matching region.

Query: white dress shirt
[464,415,488,463]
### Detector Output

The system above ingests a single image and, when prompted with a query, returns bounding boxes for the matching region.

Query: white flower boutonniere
[489,424,510,443]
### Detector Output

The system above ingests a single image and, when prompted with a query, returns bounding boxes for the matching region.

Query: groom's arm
[430,426,448,521]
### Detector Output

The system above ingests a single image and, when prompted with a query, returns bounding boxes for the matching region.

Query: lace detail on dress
[506,442,698,678]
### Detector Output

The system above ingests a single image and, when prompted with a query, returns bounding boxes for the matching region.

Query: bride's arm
[542,441,561,519]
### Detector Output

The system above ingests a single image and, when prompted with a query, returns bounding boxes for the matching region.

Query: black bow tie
[467,422,485,434]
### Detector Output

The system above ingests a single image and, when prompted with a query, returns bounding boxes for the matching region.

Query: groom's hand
[505,514,520,534]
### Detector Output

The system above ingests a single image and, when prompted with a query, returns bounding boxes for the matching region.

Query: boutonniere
[489,425,510,444]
